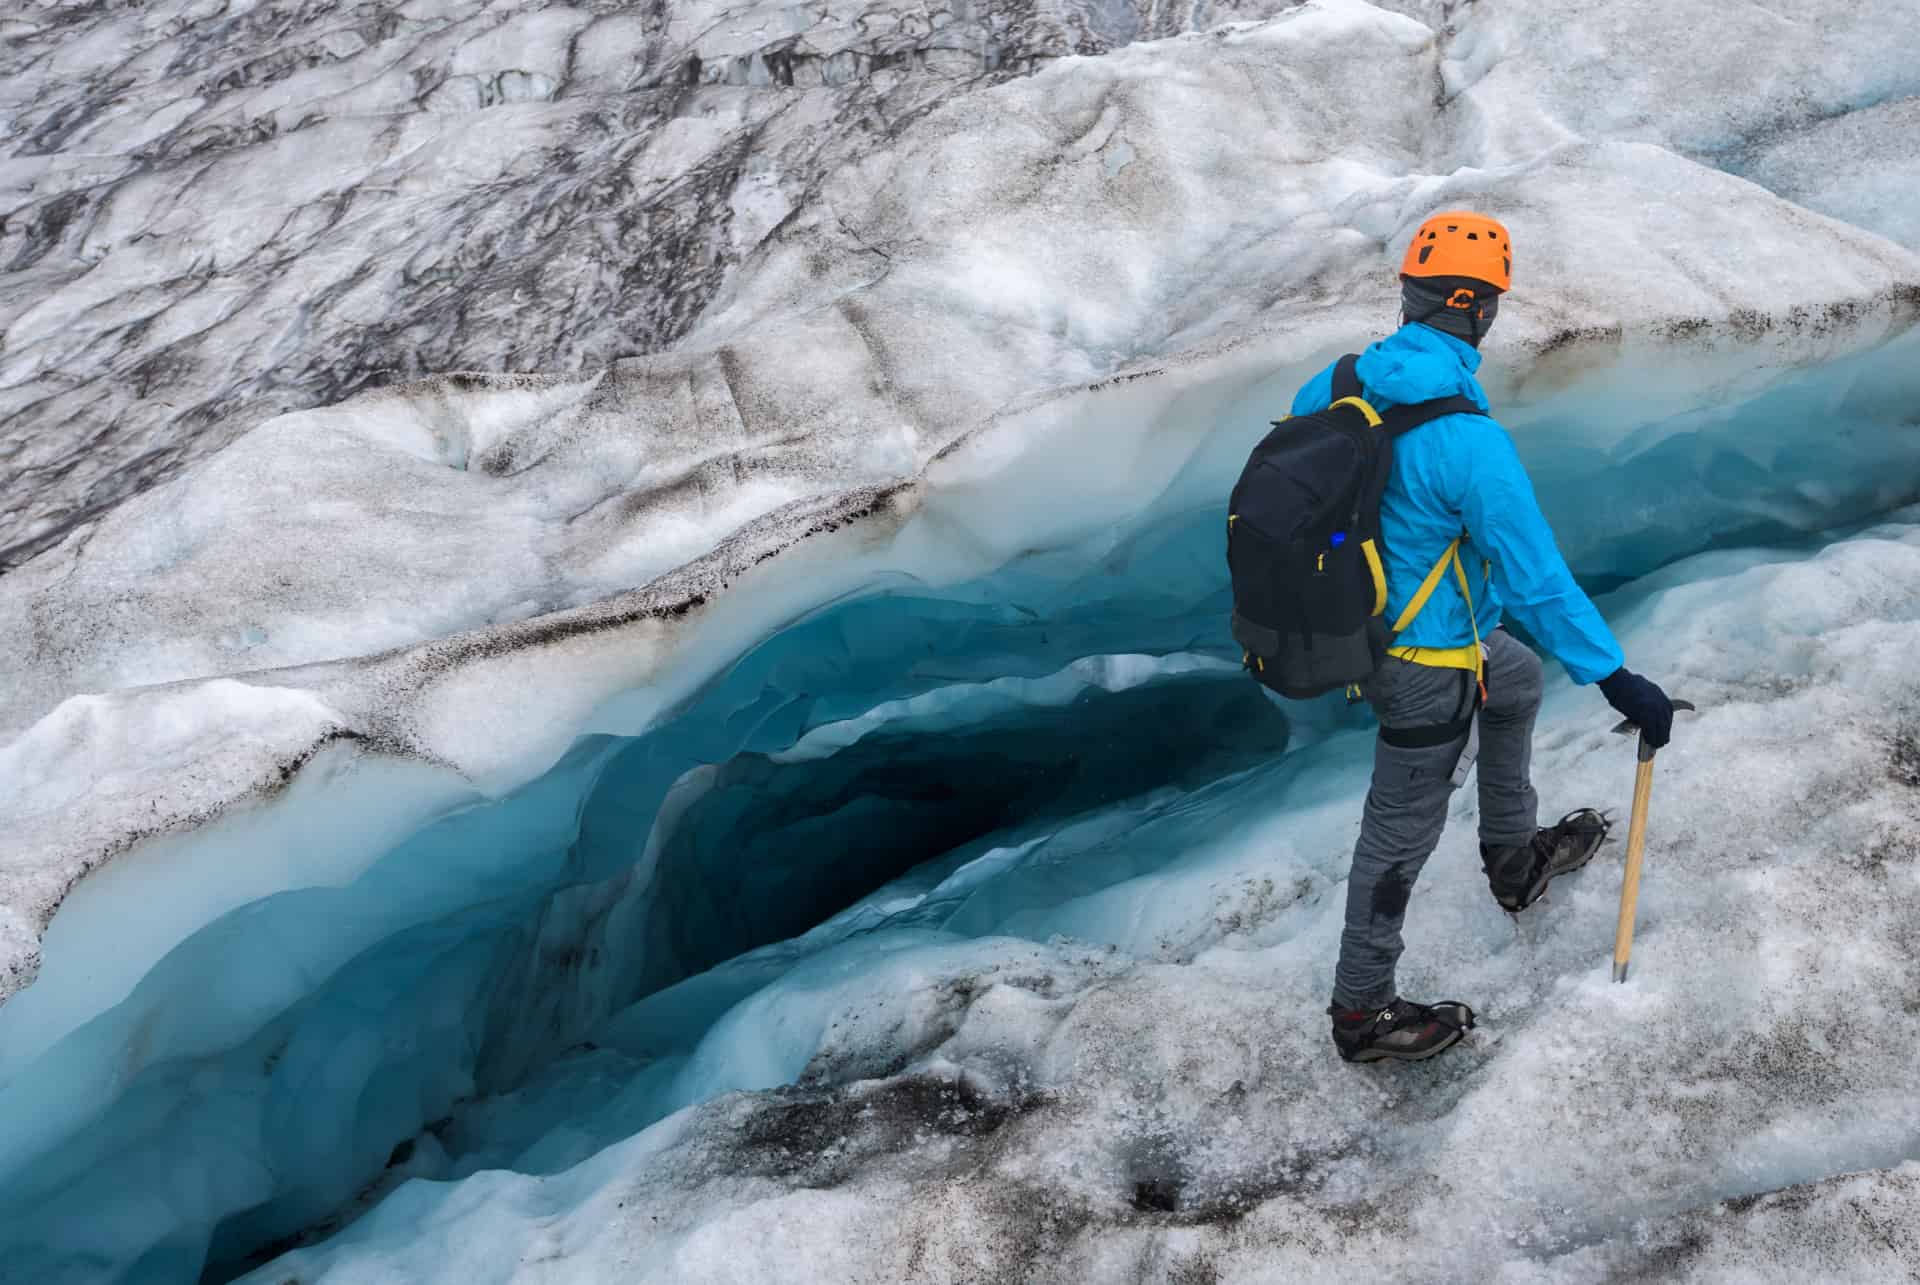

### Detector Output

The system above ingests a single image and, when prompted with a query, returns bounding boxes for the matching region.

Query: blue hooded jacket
[1289,323,1623,685]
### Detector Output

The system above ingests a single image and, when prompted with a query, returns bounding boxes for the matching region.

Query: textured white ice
[2,0,1920,1279]
[0,0,1306,567]
[1737,96,1920,254]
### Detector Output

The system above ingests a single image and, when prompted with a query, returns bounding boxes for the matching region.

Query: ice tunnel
[2,313,1919,1284]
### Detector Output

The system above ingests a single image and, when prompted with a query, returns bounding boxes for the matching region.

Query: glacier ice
[3,0,1920,1280]
[9,403,1920,1281]
[0,0,1313,569]
[218,510,1920,1284]
[1734,95,1920,255]
[7,0,1920,572]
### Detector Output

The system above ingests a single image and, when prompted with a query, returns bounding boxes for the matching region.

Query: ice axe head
[1613,699,1696,762]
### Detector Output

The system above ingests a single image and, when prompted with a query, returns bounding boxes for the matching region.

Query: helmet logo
[1446,288,1477,310]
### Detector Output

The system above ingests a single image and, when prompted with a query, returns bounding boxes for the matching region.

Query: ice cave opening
[2,331,1919,1285]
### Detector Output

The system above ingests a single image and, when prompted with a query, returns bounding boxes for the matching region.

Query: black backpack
[1227,354,1479,698]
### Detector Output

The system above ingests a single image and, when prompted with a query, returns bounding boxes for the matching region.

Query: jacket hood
[1354,322,1490,410]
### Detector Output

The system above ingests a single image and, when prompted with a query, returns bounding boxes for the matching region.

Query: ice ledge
[0,483,913,1027]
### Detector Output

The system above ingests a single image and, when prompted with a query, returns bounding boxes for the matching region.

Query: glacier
[3,0,1920,1280]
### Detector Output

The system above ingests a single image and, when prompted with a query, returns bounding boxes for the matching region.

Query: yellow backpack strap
[1449,542,1487,698]
[1360,538,1388,617]
[1391,537,1488,696]
[1328,396,1383,427]
[1391,537,1461,635]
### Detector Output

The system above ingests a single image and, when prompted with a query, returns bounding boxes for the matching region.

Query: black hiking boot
[1328,997,1477,1064]
[1480,808,1612,912]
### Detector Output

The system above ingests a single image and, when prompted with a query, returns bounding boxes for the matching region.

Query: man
[1289,211,1676,1063]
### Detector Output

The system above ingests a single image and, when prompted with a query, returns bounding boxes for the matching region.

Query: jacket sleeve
[1289,364,1336,417]
[1449,418,1625,685]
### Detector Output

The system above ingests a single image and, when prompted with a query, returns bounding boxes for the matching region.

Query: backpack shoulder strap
[1379,394,1484,438]
[1331,354,1362,402]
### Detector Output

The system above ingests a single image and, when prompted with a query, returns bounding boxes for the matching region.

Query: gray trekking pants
[1331,628,1544,1011]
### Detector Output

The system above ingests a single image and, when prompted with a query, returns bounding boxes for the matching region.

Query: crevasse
[1,327,1918,1281]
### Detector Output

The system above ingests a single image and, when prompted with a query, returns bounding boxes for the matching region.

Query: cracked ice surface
[3,0,1920,1280]
[0,0,1305,569]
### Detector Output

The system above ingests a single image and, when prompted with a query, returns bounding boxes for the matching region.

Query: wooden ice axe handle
[1610,699,1694,983]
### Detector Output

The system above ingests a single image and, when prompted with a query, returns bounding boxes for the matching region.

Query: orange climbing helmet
[1399,211,1512,293]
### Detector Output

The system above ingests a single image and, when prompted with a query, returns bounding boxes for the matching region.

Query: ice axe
[1610,699,1695,983]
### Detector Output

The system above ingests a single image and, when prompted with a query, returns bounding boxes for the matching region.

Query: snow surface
[3,0,1920,1280]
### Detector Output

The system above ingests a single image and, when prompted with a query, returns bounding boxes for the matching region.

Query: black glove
[1598,668,1675,748]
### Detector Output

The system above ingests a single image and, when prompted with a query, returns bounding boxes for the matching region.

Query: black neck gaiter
[1402,277,1499,346]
